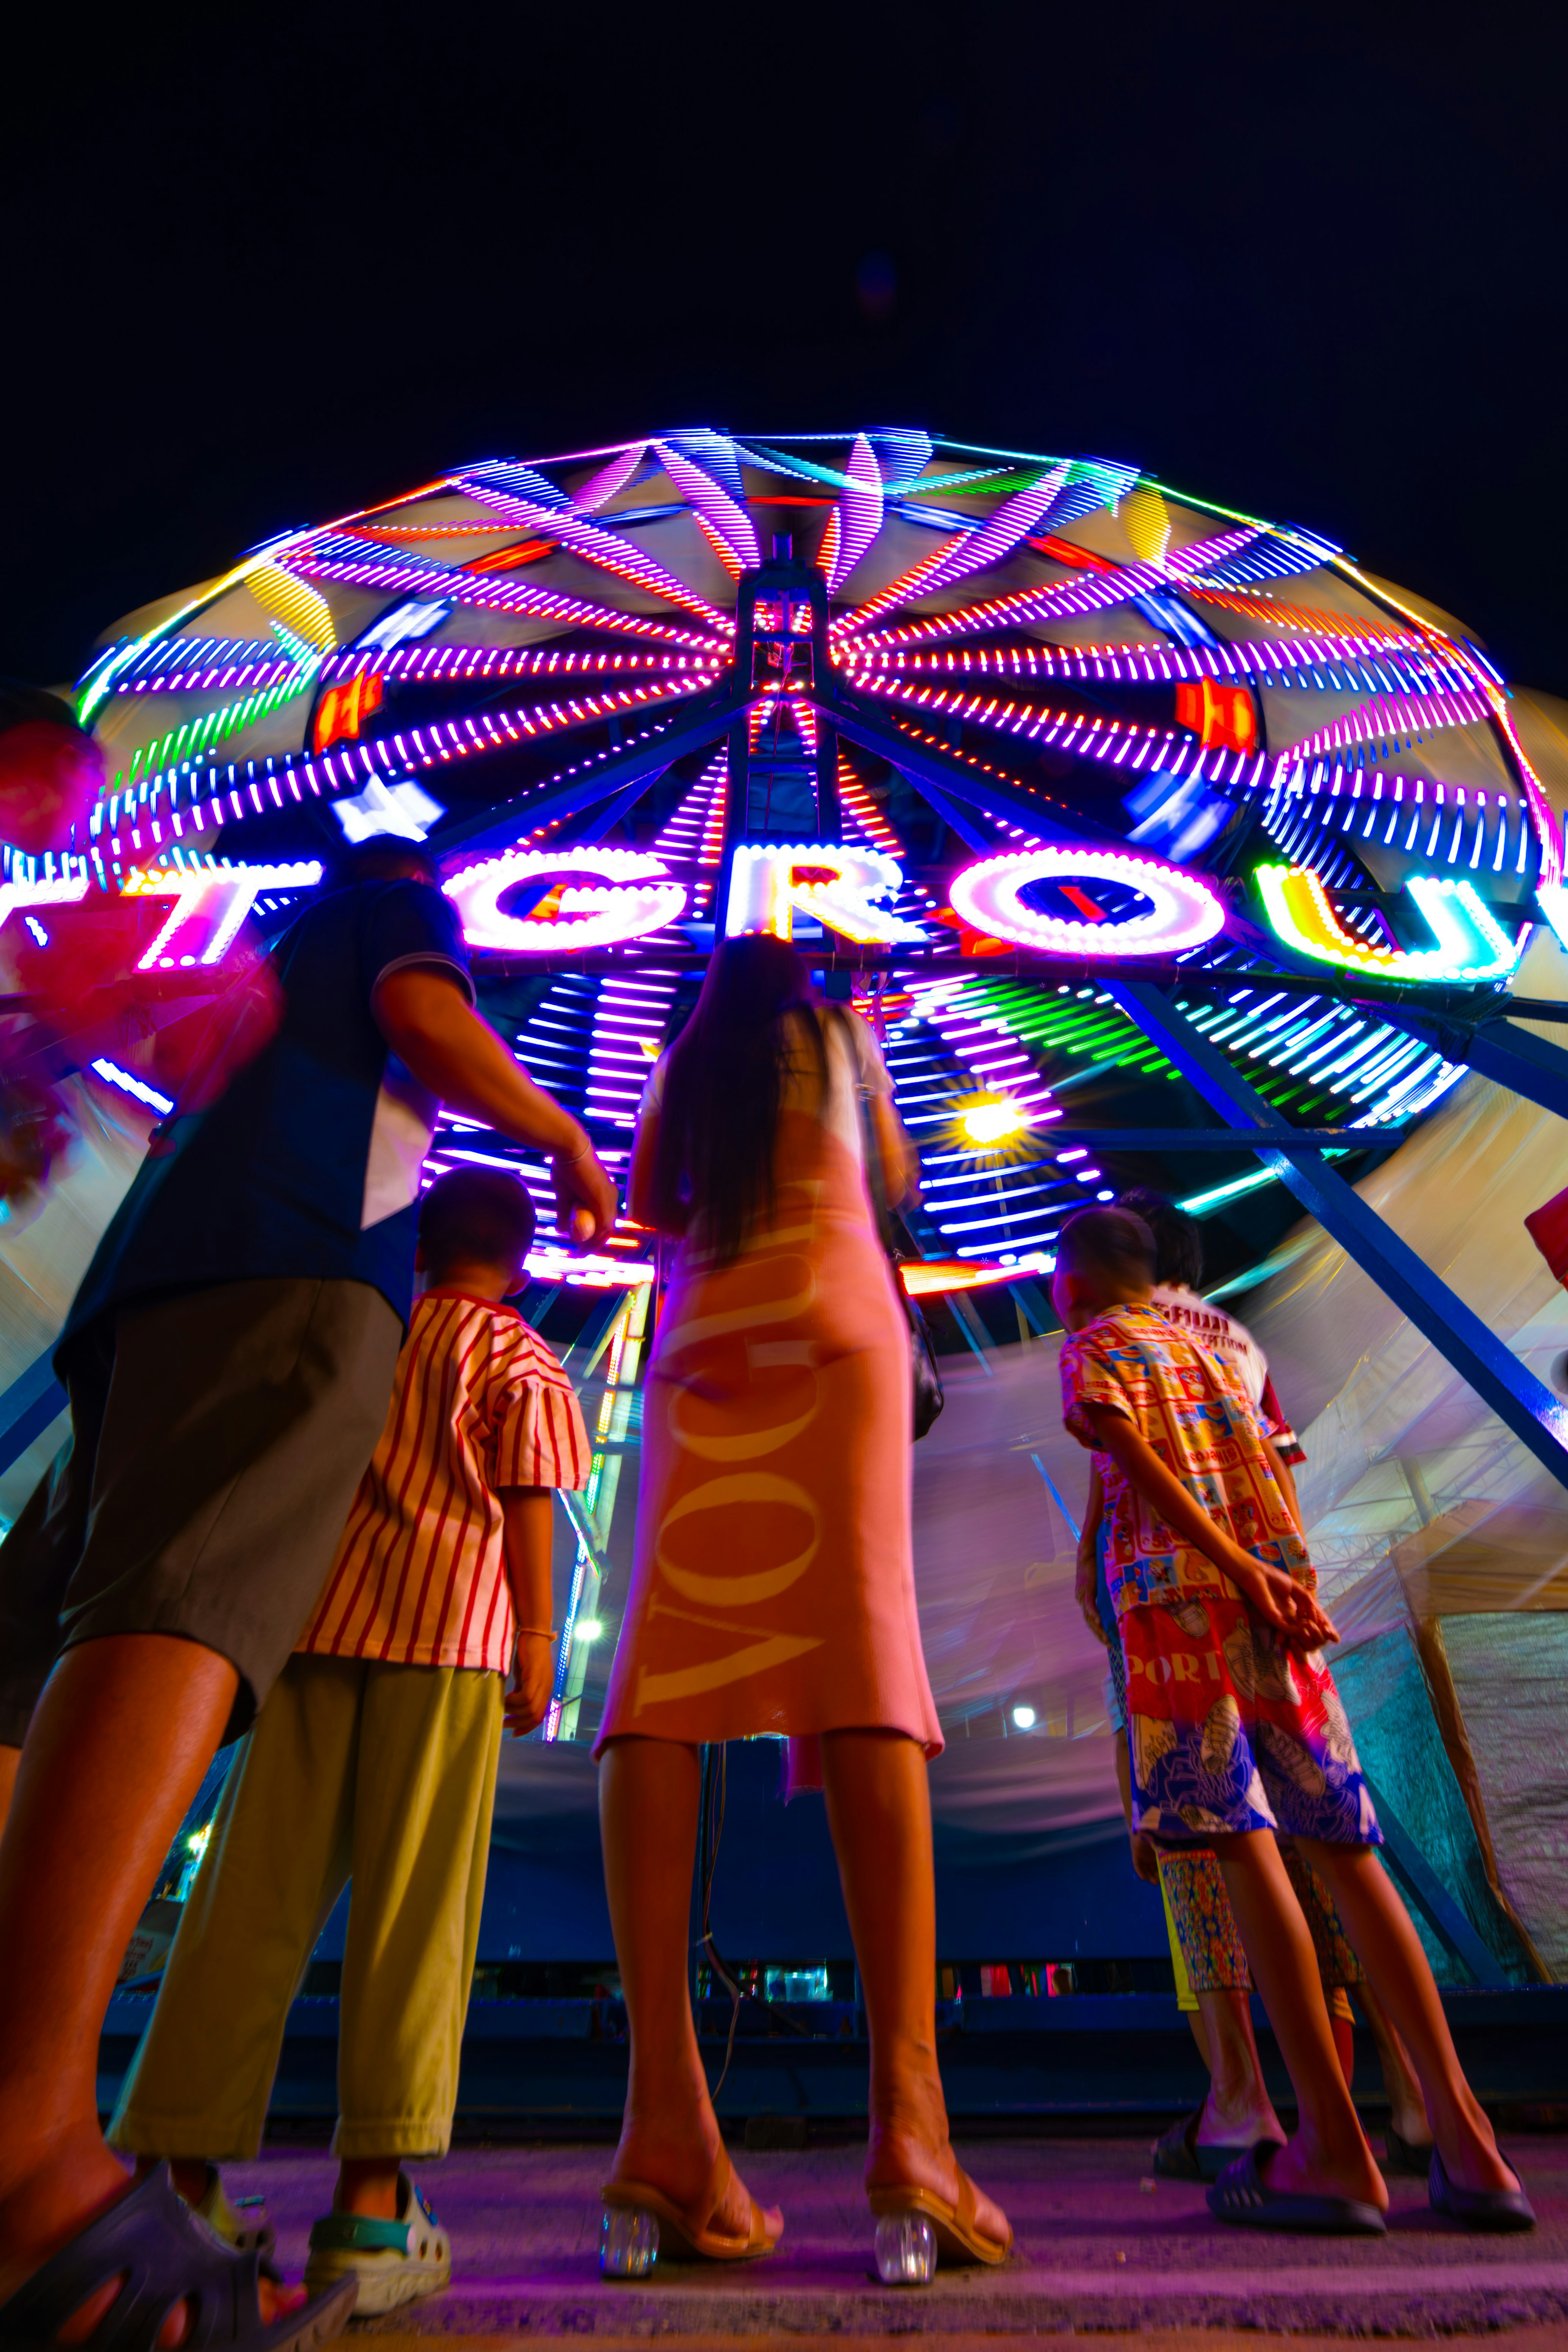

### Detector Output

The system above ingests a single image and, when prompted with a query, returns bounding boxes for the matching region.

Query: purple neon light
[454,473,728,623]
[571,443,647,512]
[1277,682,1492,766]
[652,440,760,572]
[822,434,884,594]
[900,460,1071,599]
[96,673,713,858]
[839,633,1467,695]
[286,530,724,648]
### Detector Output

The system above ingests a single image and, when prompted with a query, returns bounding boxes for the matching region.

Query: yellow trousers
[109,1653,502,2161]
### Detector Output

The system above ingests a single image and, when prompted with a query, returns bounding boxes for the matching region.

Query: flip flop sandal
[0,2161,356,2349]
[1429,2146,1536,2232]
[1381,2125,1436,2178]
[192,2168,275,2257]
[601,2149,779,2267]
[1207,2143,1387,2236]
[304,2174,452,2316]
[867,2165,1013,2269]
[1152,2108,1269,2183]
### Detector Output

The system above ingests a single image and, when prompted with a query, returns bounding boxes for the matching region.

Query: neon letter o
[949,845,1225,958]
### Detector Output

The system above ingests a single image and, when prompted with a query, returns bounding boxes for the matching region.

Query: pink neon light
[847,461,1072,631]
[949,845,1225,958]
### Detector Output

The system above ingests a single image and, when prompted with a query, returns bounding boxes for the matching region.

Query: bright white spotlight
[960,1097,1028,1148]
[575,1619,604,1642]
[1011,1704,1037,1730]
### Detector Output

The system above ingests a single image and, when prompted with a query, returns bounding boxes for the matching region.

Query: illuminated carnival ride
[18,427,1568,1759]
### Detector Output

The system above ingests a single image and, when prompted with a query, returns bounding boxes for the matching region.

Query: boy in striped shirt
[108,1166,591,2314]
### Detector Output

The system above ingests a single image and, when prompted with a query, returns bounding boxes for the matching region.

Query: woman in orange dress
[595,934,1011,2270]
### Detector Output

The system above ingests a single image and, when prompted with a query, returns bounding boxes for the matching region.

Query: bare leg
[335,2159,401,2219]
[598,1737,780,2244]
[1332,2010,1355,2091]
[820,1729,1009,2248]
[1194,1988,1284,2146]
[1355,1979,1431,2148]
[1212,1830,1386,2209]
[0,1637,302,2342]
[1298,1839,1513,2194]
[0,1744,19,1836]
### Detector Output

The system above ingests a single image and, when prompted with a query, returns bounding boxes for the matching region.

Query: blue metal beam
[1368,1007,1568,1128]
[1107,978,1568,1494]
[0,1353,67,1477]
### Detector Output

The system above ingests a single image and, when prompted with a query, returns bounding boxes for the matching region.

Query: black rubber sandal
[1152,2108,1266,2183]
[1429,2146,1536,2233]
[1382,2125,1435,2178]
[1207,2143,1387,2236]
[0,2163,358,2349]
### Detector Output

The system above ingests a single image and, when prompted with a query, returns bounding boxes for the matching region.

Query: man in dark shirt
[0,842,615,2343]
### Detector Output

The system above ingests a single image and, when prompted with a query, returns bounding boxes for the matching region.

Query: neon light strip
[452,480,728,624]
[1254,863,1522,983]
[853,670,1193,769]
[1280,683,1491,766]
[90,1058,174,1115]
[840,634,1465,693]
[98,674,710,857]
[950,846,1225,958]
[285,530,726,648]
[120,645,718,697]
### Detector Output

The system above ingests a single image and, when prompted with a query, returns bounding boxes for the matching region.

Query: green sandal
[304,2175,451,2316]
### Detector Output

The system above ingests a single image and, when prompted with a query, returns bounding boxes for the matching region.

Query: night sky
[4,3,1564,695]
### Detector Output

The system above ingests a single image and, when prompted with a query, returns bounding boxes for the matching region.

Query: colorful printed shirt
[298,1291,590,1672]
[1060,1303,1311,1619]
[1149,1283,1305,1466]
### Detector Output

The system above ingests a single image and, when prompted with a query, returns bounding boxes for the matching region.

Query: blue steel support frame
[1107,978,1568,1494]
[1370,1006,1568,1128]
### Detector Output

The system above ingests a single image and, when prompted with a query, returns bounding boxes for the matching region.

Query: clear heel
[874,2210,936,2285]
[600,2206,660,2278]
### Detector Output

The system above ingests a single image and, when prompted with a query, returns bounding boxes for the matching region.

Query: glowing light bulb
[1012,1704,1037,1730]
[960,1098,1028,1147]
[575,1619,604,1642]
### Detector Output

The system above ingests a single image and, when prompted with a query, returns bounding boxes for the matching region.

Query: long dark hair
[651,933,826,1263]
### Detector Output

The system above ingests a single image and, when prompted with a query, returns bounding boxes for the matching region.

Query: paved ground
[228,2130,1568,2338]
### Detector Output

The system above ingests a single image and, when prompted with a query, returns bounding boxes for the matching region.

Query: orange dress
[595,1011,942,1757]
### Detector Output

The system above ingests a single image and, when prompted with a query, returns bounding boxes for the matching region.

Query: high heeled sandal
[600,2147,779,2263]
[867,2165,1013,2267]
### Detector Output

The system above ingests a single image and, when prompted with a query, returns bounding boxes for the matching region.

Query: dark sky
[4,2,1564,693]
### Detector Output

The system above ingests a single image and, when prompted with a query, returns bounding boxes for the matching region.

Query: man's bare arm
[373,966,617,1244]
[1082,1401,1337,1648]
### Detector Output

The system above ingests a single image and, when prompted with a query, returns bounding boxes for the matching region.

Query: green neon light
[111,657,321,794]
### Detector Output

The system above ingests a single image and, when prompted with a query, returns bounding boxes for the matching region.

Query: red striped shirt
[298,1292,590,1671]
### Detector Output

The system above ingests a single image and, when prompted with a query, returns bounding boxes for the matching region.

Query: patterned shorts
[1158,1844,1363,2004]
[1120,1592,1381,1847]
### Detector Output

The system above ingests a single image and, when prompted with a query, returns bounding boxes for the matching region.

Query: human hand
[1225,1549,1338,1649]
[504,1631,557,1735]
[1076,1550,1110,1647]
[551,1145,618,1247]
[1129,1830,1160,1884]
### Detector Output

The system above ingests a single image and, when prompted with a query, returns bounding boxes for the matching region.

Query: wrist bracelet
[556,1143,594,1164]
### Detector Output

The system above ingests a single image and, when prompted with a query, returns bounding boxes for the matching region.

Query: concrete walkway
[236,2132,1568,2339]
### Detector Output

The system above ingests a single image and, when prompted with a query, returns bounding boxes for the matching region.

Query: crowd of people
[0,760,1537,2344]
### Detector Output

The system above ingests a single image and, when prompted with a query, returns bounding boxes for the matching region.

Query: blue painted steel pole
[1368,1007,1568,1128]
[1107,977,1568,1494]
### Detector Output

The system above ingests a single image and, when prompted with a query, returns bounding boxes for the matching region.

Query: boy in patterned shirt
[108,1166,591,2311]
[1054,1204,1528,2236]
